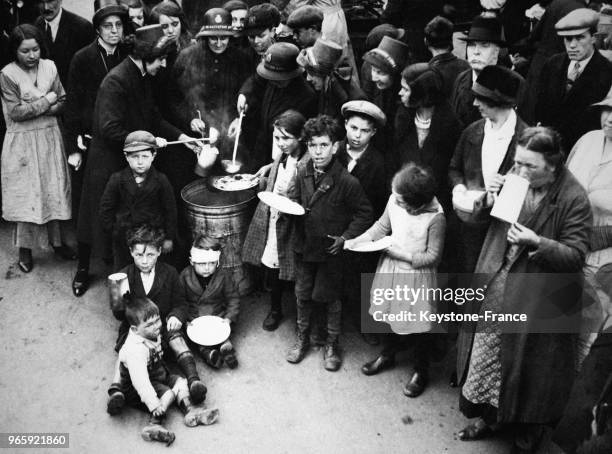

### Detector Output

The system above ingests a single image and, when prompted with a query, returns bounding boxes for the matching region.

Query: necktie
[566,61,581,91]
[45,23,53,44]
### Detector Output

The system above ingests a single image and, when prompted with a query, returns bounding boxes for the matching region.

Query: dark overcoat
[114,262,190,351]
[64,40,128,157]
[99,166,178,241]
[179,265,241,323]
[448,115,528,273]
[394,101,462,214]
[240,74,317,172]
[289,158,373,263]
[429,52,471,100]
[35,9,95,87]
[457,168,592,424]
[535,50,612,150]
[76,58,182,253]
[241,153,309,281]
[336,139,388,219]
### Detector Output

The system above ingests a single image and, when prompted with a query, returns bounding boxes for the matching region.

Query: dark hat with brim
[93,0,128,30]
[196,8,236,37]
[341,100,387,127]
[363,36,409,74]
[365,24,405,51]
[459,14,506,45]
[131,24,176,60]
[257,42,303,81]
[471,65,520,106]
[297,39,343,77]
[124,130,158,153]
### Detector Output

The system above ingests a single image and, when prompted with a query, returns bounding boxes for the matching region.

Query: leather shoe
[361,355,395,376]
[262,310,282,331]
[72,268,90,297]
[403,370,428,398]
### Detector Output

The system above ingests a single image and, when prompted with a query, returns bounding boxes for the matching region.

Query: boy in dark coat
[111,225,207,406]
[286,115,373,371]
[99,131,177,271]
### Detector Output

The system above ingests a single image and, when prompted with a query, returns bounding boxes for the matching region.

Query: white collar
[484,109,517,139]
[45,8,63,28]
[568,52,594,74]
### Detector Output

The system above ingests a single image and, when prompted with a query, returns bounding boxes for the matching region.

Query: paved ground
[0,2,561,453]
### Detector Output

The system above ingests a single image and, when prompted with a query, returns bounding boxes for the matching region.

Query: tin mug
[108,272,130,313]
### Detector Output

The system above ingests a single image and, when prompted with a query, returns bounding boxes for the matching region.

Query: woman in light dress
[0,24,72,272]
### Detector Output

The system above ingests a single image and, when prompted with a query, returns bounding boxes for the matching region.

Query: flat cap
[341,100,387,127]
[556,8,599,36]
[124,130,158,153]
[287,5,324,29]
[244,3,281,36]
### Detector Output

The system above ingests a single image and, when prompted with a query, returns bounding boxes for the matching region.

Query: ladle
[221,110,245,174]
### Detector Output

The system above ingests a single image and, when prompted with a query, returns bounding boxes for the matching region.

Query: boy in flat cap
[287,5,324,49]
[242,3,281,73]
[535,8,612,149]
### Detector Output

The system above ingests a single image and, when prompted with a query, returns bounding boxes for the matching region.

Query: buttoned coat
[241,152,309,281]
[535,50,612,150]
[289,158,373,263]
[179,265,241,323]
[35,9,95,87]
[114,262,191,351]
[76,58,182,254]
[64,40,128,157]
[457,168,592,424]
[99,166,178,241]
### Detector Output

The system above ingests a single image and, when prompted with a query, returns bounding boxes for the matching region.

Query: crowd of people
[2,0,612,452]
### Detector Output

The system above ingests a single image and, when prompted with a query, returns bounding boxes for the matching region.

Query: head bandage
[190,247,221,263]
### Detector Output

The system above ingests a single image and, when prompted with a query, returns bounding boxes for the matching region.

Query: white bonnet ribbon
[190,247,221,263]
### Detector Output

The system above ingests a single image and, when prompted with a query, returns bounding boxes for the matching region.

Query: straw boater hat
[257,42,303,81]
[92,0,128,30]
[297,38,343,77]
[130,24,175,60]
[196,8,235,37]
[460,14,506,45]
[341,100,387,127]
[471,65,521,106]
[555,8,599,36]
[123,131,158,153]
[363,36,410,74]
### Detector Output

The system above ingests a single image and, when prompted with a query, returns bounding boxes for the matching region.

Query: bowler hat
[556,8,599,36]
[365,24,405,51]
[460,14,505,45]
[341,100,387,127]
[363,36,410,74]
[124,130,158,153]
[93,0,128,30]
[131,24,175,60]
[257,42,303,81]
[297,38,343,77]
[244,3,281,36]
[287,5,324,30]
[196,8,235,37]
[471,65,521,106]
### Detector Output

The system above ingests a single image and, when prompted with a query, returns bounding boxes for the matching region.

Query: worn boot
[286,329,310,363]
[141,415,175,446]
[106,387,125,415]
[220,340,238,369]
[323,338,342,372]
[175,377,219,427]
[171,334,207,405]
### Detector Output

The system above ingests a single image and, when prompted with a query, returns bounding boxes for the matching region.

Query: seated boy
[99,131,177,271]
[180,235,241,369]
[107,296,218,445]
[111,224,207,404]
[286,114,373,371]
